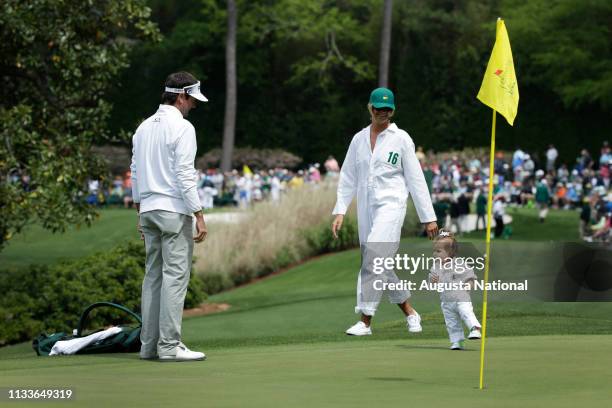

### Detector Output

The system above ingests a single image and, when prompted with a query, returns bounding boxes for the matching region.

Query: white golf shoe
[450,340,465,350]
[345,321,372,336]
[468,327,482,340]
[406,312,422,333]
[159,343,206,362]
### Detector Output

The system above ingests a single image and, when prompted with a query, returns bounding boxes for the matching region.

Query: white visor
[164,81,208,102]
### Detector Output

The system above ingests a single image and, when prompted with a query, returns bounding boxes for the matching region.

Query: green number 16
[387,152,399,165]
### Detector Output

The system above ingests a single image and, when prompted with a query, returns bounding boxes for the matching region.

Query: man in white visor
[131,71,208,361]
[164,79,208,104]
[332,87,438,336]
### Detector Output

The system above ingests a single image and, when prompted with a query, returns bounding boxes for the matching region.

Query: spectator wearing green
[476,192,487,231]
[535,179,551,223]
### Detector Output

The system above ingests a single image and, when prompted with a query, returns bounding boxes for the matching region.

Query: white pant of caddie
[441,302,480,343]
[356,204,409,316]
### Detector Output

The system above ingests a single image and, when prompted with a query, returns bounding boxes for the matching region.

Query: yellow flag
[477,18,519,126]
[243,164,253,175]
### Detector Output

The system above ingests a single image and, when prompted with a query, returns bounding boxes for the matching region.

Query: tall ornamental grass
[193,182,359,293]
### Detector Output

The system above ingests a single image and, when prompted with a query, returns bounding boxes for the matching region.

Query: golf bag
[32,302,142,356]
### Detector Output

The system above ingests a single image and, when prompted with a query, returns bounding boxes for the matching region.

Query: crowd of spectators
[420,142,612,241]
[75,142,612,242]
[84,156,341,211]
[194,161,337,210]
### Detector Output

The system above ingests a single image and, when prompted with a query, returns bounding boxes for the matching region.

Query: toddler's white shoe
[468,327,482,339]
[345,321,372,336]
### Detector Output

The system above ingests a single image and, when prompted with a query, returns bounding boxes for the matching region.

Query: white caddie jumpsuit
[333,123,436,316]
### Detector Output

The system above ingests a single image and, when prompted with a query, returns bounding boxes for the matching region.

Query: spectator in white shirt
[493,195,506,238]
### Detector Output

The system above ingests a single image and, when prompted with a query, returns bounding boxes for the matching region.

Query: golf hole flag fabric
[477,18,519,126]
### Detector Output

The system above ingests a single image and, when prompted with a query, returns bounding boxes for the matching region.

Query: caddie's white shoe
[406,312,422,333]
[450,341,465,350]
[345,321,372,336]
[468,327,482,340]
[159,343,206,362]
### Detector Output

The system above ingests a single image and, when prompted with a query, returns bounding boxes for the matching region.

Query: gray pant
[139,210,193,357]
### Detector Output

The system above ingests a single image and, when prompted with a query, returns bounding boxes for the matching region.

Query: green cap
[369,87,395,110]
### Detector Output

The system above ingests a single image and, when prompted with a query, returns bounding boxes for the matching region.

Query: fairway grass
[464,206,580,241]
[0,209,139,268]
[1,336,611,407]
[1,207,610,406]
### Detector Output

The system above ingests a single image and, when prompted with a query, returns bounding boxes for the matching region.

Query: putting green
[1,335,611,407]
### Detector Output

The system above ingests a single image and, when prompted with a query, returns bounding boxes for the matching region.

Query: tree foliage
[110,0,609,169]
[110,0,380,161]
[0,0,159,248]
[393,0,493,148]
[503,0,612,109]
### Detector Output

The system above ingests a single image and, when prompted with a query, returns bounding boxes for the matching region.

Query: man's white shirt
[333,123,436,223]
[130,104,201,215]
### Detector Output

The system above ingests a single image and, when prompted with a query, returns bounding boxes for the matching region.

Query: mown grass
[464,205,580,241]
[0,205,610,407]
[1,336,611,408]
[1,242,610,407]
[0,206,234,269]
[0,208,139,268]
[179,244,612,350]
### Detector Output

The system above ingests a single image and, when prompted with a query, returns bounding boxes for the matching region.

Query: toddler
[429,230,481,350]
